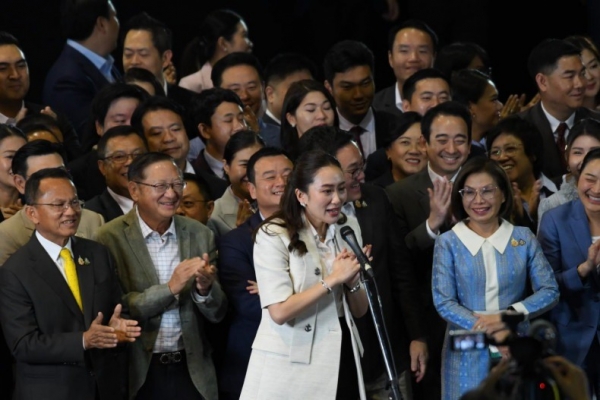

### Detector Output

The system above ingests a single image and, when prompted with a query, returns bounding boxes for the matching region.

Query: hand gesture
[543,356,590,400]
[1,199,22,220]
[108,304,141,343]
[427,178,452,233]
[83,312,118,349]
[40,106,57,120]
[246,280,259,295]
[195,253,217,296]
[163,62,177,85]
[580,240,600,277]
[522,93,541,112]
[410,339,428,382]
[15,107,27,123]
[500,94,525,119]
[236,199,254,227]
[330,249,361,286]
[472,313,502,331]
[243,105,260,133]
[527,179,543,221]
[168,257,204,295]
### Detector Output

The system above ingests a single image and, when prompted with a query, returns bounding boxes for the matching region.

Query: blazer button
[314,268,321,276]
[304,324,312,332]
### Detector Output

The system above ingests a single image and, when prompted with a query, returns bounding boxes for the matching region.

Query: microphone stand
[359,265,403,400]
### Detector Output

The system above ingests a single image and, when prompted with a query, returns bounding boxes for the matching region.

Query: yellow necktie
[60,248,83,311]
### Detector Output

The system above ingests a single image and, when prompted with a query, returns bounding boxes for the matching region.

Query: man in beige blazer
[0,140,104,266]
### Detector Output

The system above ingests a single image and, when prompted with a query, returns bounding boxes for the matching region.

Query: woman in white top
[179,10,253,94]
[241,150,369,400]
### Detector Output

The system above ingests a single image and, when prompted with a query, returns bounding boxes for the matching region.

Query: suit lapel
[67,46,110,88]
[299,226,324,284]
[415,170,433,218]
[571,200,592,260]
[123,212,159,285]
[176,216,191,260]
[72,237,95,327]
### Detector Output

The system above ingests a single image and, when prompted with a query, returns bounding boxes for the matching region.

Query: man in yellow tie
[0,167,141,400]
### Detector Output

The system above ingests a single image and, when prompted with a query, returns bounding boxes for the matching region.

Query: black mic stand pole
[358,264,403,400]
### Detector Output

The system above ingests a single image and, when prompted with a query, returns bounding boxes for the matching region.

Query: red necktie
[349,126,365,158]
[555,122,568,171]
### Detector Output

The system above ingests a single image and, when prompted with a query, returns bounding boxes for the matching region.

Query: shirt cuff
[509,302,529,319]
[191,286,213,304]
[426,220,439,239]
[83,334,86,350]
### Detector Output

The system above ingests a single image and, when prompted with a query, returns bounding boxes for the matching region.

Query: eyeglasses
[458,186,498,202]
[489,144,523,158]
[102,151,145,164]
[345,163,365,180]
[134,180,186,193]
[180,200,209,209]
[30,198,83,212]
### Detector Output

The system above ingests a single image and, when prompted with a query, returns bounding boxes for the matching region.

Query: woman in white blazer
[240,150,369,400]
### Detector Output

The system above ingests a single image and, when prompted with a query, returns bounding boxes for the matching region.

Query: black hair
[434,42,492,78]
[450,69,493,106]
[182,172,213,201]
[0,31,19,47]
[16,114,63,142]
[385,112,423,148]
[565,35,600,60]
[567,118,600,151]
[486,116,544,179]
[421,101,472,143]
[387,19,438,53]
[323,40,374,85]
[451,157,513,221]
[127,152,180,182]
[24,167,74,206]
[580,147,600,177]
[223,130,265,165]
[527,39,581,80]
[97,125,146,159]
[280,79,339,160]
[258,150,343,255]
[246,147,291,185]
[0,124,26,145]
[188,87,244,143]
[91,83,150,127]
[298,126,354,157]
[211,52,263,88]
[403,68,450,103]
[264,53,317,86]
[123,67,166,97]
[61,0,111,40]
[12,140,64,178]
[130,96,186,137]
[124,12,172,54]
[179,9,243,77]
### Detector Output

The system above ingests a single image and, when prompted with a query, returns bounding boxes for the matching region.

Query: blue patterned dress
[432,220,559,400]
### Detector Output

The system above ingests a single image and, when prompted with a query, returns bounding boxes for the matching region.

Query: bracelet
[348,282,361,293]
[320,279,332,294]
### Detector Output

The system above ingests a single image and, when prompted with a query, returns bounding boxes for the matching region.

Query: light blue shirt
[67,39,116,83]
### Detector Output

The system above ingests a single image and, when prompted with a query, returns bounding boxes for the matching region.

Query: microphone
[340,226,374,277]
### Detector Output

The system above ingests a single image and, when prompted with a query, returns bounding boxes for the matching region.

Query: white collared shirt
[106,187,134,215]
[265,108,281,125]
[540,101,576,142]
[342,201,356,218]
[67,40,115,83]
[394,82,404,112]
[0,101,24,125]
[184,160,195,174]
[338,108,377,157]
[203,151,225,178]
[35,231,74,281]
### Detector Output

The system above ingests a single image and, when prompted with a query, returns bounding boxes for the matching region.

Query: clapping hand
[108,304,141,343]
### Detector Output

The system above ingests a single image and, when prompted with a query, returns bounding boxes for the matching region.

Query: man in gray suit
[96,152,227,400]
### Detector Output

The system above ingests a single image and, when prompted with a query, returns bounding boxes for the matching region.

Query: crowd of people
[0,1,598,400]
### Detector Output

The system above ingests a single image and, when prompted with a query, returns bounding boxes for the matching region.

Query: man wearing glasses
[0,140,104,266]
[85,126,148,222]
[96,152,226,400]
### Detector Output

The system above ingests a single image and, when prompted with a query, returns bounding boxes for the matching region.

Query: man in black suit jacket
[85,126,148,222]
[43,0,121,139]
[373,21,437,118]
[520,39,600,179]
[0,168,140,400]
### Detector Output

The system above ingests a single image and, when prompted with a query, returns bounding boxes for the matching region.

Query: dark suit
[85,189,124,222]
[362,110,402,180]
[215,212,263,400]
[373,84,403,118]
[43,44,119,138]
[259,118,282,148]
[0,234,127,400]
[67,151,106,201]
[191,150,228,200]
[385,168,448,399]
[167,84,198,140]
[353,184,426,383]
[518,103,600,179]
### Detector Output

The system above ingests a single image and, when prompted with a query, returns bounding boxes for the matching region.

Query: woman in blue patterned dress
[432,158,559,400]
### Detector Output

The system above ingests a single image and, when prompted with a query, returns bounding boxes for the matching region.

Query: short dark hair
[450,69,492,106]
[580,147,600,177]
[434,42,491,78]
[527,39,580,80]
[403,68,450,103]
[264,53,317,87]
[323,40,374,85]
[97,125,146,159]
[182,172,213,201]
[568,118,600,152]
[24,167,74,206]
[298,126,354,157]
[223,130,265,165]
[123,67,166,97]
[387,19,438,52]
[385,112,422,148]
[16,114,63,142]
[486,116,544,179]
[91,83,149,127]
[124,12,172,54]
[61,0,111,40]
[246,147,291,185]
[0,31,19,47]
[211,52,263,88]
[127,152,180,182]
[451,157,513,221]
[565,35,600,60]
[130,96,186,137]
[188,87,244,143]
[12,140,64,178]
[421,101,472,143]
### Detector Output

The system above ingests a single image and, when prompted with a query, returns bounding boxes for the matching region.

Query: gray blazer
[209,186,238,235]
[96,209,227,400]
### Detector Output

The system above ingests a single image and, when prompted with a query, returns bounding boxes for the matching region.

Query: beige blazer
[209,186,238,235]
[0,208,104,266]
[241,215,366,400]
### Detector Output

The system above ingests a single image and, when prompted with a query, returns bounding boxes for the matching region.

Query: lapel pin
[84,258,91,265]
[510,238,519,247]
[314,268,321,276]
[78,256,84,265]
[518,239,526,246]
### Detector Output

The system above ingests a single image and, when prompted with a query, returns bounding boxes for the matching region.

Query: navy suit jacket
[373,84,403,118]
[43,44,120,138]
[85,189,124,222]
[216,212,263,399]
[538,199,600,366]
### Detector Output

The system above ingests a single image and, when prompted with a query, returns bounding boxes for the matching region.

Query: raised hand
[330,249,361,286]
[194,253,217,296]
[83,312,118,349]
[243,105,260,133]
[427,178,452,233]
[168,257,204,295]
[500,94,524,119]
[236,199,254,227]
[108,304,141,343]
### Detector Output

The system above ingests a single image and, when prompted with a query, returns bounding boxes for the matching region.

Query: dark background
[1,0,593,105]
